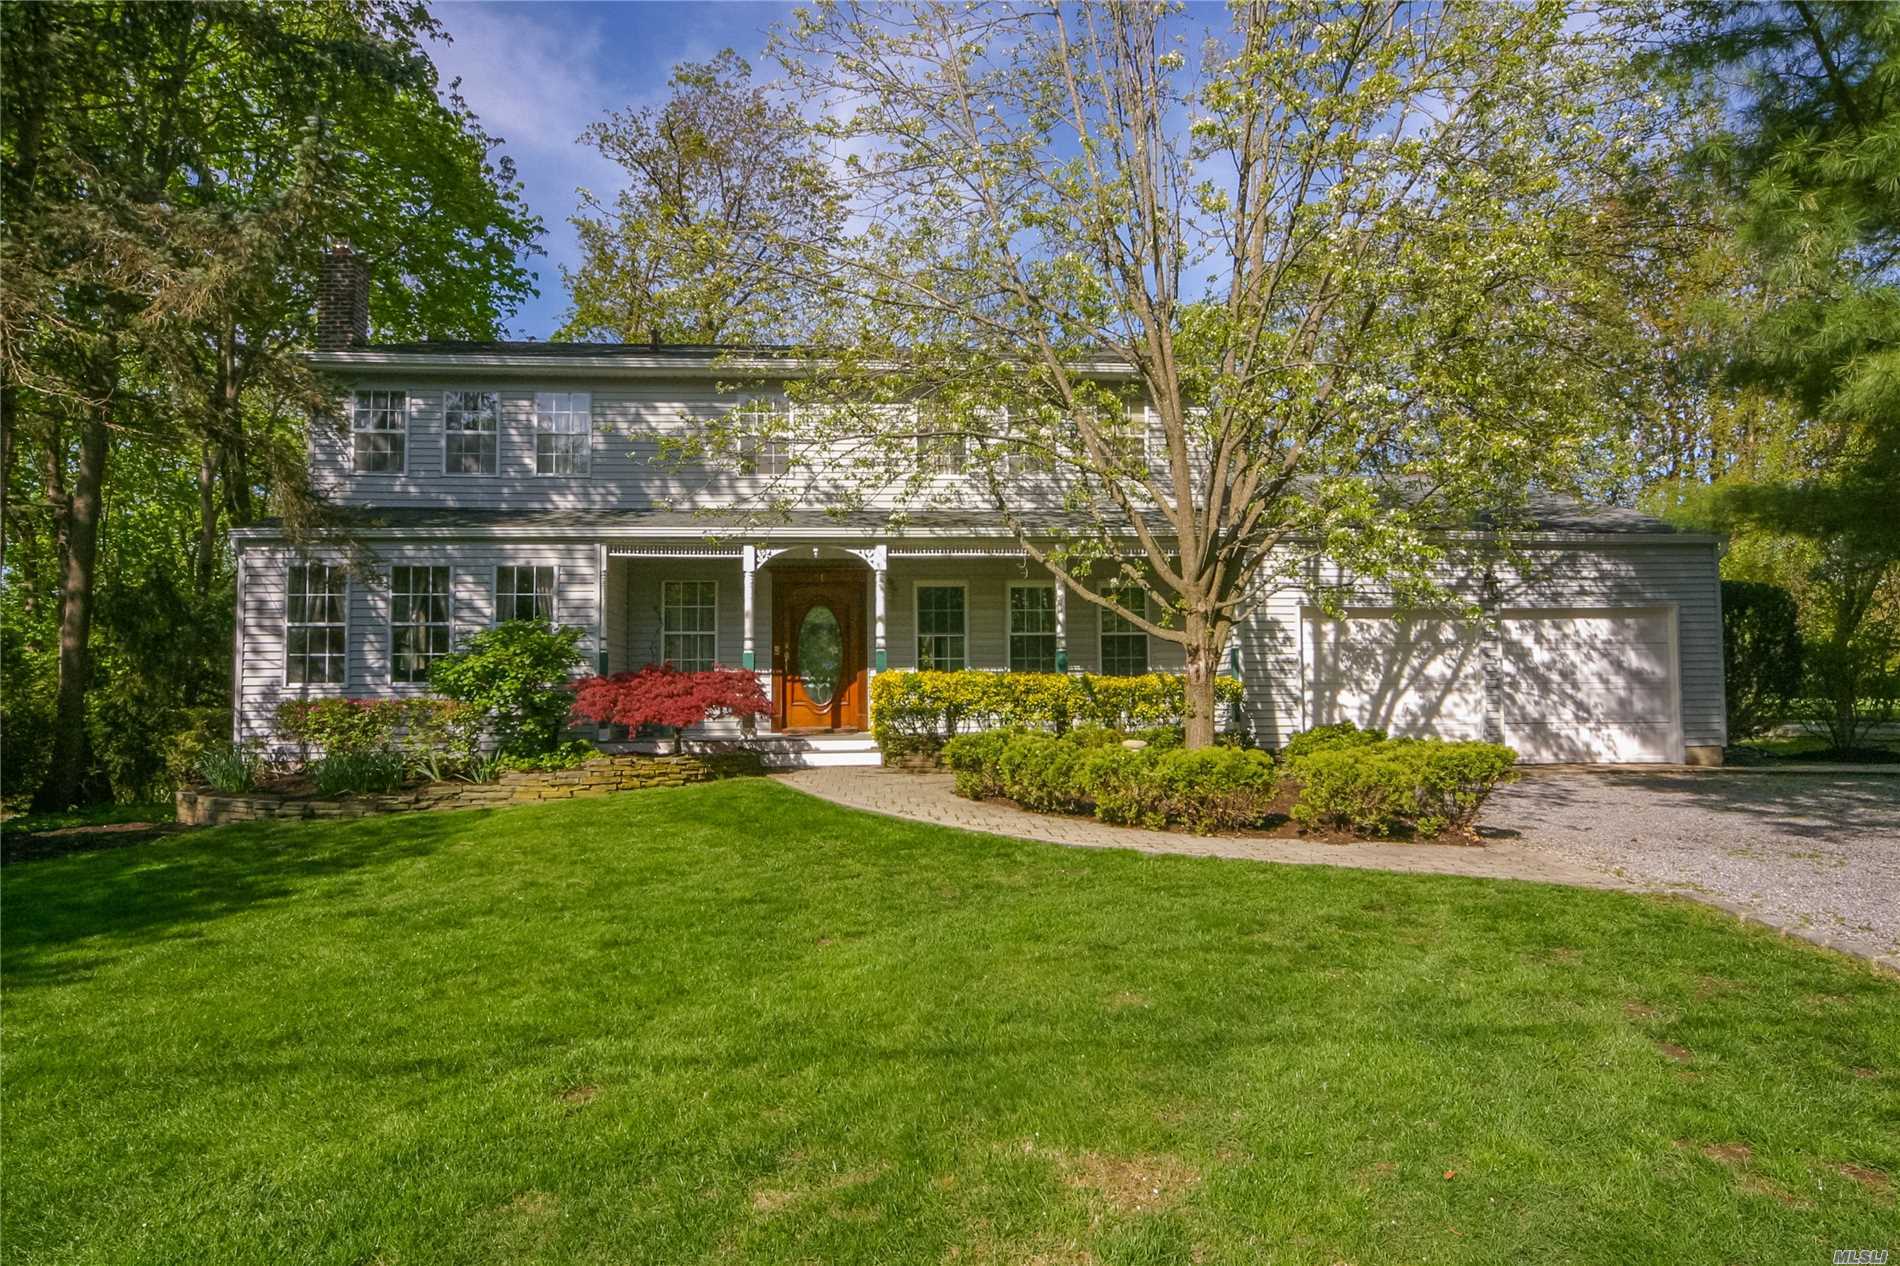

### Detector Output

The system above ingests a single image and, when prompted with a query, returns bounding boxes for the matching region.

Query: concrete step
[596,732,883,769]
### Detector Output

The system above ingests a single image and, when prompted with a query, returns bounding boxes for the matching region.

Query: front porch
[596,530,1179,767]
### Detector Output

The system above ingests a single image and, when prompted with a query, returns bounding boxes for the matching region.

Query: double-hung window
[1007,583,1058,672]
[1097,405,1146,470]
[1005,406,1055,477]
[286,563,348,685]
[351,390,407,473]
[443,391,499,475]
[735,403,791,477]
[1099,584,1150,676]
[661,580,718,671]
[916,405,966,475]
[534,392,591,475]
[496,565,556,625]
[916,584,967,671]
[390,566,452,684]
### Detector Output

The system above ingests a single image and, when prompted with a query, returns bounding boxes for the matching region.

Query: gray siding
[236,542,602,747]
[238,534,1723,756]
[1232,539,1727,751]
[310,378,1152,513]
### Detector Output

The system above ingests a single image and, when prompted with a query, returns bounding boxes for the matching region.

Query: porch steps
[599,732,883,770]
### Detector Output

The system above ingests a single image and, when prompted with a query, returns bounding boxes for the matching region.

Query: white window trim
[350,389,409,477]
[388,564,455,687]
[1099,583,1151,676]
[284,559,350,690]
[533,391,593,477]
[441,389,501,478]
[1006,580,1058,672]
[660,578,720,670]
[913,579,970,671]
[914,403,967,476]
[493,564,560,627]
[734,401,793,478]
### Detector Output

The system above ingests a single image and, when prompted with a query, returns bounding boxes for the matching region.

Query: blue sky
[429,1,799,338]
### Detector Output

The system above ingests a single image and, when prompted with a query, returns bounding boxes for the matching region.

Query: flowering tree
[571,665,772,750]
[759,1,1658,747]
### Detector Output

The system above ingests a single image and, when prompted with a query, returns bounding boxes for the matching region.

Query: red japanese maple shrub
[570,665,771,734]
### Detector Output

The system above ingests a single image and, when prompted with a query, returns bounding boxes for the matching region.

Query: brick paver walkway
[774,767,1627,889]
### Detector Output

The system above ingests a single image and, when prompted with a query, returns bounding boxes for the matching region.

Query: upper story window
[916,405,966,475]
[496,565,556,625]
[351,390,407,474]
[661,580,718,671]
[534,392,591,475]
[443,391,499,475]
[1096,406,1147,470]
[1099,583,1150,676]
[390,565,452,684]
[916,583,967,671]
[286,562,348,685]
[1007,583,1057,672]
[735,403,791,477]
[1005,407,1055,478]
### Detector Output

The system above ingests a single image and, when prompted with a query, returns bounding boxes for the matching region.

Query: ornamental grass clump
[193,741,262,794]
[311,750,406,797]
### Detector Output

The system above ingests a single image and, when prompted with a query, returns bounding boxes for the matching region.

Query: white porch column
[594,542,609,675]
[1053,580,1069,673]
[741,544,758,670]
[872,544,889,673]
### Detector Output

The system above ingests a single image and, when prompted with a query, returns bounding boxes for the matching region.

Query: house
[230,247,1728,767]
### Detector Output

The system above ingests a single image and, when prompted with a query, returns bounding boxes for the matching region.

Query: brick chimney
[316,242,370,350]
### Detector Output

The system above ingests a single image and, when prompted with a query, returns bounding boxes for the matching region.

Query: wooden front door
[772,568,867,731]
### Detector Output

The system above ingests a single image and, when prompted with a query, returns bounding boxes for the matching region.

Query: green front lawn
[3,780,1893,1264]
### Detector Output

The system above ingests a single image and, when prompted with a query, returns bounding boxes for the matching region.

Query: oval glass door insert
[797,605,843,706]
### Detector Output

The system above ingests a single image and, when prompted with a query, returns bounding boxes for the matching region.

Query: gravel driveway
[1481,770,1900,964]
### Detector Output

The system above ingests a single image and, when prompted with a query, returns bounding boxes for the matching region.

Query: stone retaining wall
[175,752,765,827]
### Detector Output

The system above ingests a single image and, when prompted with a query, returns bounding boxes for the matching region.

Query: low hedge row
[944,729,1278,833]
[943,720,1518,839]
[872,670,1246,755]
[1280,721,1518,838]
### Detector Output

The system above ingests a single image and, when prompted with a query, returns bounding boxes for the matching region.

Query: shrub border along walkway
[176,752,764,826]
[776,766,1900,975]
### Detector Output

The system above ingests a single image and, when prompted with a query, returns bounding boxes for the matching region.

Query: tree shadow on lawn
[1491,770,1900,842]
[0,810,483,990]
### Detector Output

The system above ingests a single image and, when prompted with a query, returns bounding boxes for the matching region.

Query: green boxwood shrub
[872,670,1245,755]
[943,730,1017,799]
[1289,739,1517,838]
[943,728,1278,833]
[1150,747,1278,833]
[1279,720,1386,760]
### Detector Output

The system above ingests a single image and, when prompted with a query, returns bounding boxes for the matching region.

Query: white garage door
[1498,609,1681,763]
[1303,609,1487,741]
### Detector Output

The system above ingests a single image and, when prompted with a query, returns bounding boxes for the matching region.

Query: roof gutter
[303,350,1144,382]
[230,520,1720,548]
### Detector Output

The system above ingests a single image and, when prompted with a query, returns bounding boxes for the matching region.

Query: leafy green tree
[559,50,840,344]
[1,1,542,807]
[763,1,1660,746]
[1719,580,1804,740]
[1634,1,1899,750]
